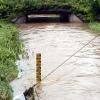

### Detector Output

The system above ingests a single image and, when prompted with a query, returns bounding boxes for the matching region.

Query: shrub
[0,21,22,100]
[0,0,100,21]
[0,80,12,100]
[89,22,100,33]
[0,63,18,82]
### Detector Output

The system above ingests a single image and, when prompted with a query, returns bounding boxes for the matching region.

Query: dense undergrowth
[88,22,100,34]
[0,0,100,22]
[0,21,22,100]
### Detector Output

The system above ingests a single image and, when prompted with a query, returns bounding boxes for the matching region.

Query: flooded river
[11,23,100,100]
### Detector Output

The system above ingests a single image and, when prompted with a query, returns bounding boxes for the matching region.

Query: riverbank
[0,21,22,100]
[88,22,100,34]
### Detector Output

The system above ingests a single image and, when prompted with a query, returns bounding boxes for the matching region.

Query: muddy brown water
[11,23,100,100]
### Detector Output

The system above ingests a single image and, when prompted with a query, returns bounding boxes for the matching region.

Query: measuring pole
[36,53,41,82]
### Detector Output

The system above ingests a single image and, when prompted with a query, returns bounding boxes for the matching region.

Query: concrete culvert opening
[12,9,83,24]
[13,14,82,24]
[26,14,70,23]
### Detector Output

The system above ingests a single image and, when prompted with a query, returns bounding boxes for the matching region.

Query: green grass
[0,80,12,100]
[88,22,100,34]
[0,21,22,100]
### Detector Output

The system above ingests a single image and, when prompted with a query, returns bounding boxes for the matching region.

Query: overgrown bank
[0,0,100,22]
[0,21,22,100]
[88,22,100,34]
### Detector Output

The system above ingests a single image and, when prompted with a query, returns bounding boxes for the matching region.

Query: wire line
[34,35,99,100]
[34,35,98,87]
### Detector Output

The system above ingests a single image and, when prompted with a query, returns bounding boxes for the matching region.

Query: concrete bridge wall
[12,9,82,24]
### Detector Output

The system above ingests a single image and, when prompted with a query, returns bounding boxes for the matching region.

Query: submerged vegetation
[0,21,22,100]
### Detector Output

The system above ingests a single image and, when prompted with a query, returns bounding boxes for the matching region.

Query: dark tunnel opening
[26,14,70,23]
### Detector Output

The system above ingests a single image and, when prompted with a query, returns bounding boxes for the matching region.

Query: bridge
[12,8,82,23]
[12,9,82,23]
[25,9,71,22]
[1,0,93,22]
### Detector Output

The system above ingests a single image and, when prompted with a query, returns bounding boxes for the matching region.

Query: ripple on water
[11,23,100,100]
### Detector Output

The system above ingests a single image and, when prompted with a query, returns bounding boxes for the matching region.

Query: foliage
[88,22,100,34]
[0,22,22,58]
[0,21,22,100]
[91,0,100,20]
[0,0,100,22]
[0,80,12,100]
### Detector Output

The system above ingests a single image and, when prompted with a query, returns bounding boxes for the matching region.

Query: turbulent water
[11,23,100,100]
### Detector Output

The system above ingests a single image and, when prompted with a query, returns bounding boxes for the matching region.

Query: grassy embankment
[0,21,22,100]
[88,22,100,34]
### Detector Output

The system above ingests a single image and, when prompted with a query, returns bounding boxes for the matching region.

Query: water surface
[11,23,100,100]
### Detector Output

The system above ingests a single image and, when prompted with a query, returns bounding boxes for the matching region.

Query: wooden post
[36,53,41,82]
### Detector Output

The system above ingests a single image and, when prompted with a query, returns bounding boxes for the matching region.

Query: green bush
[0,0,99,22]
[0,21,22,100]
[0,63,18,82]
[0,80,12,100]
[0,22,22,58]
[89,22,100,33]
[0,47,16,62]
